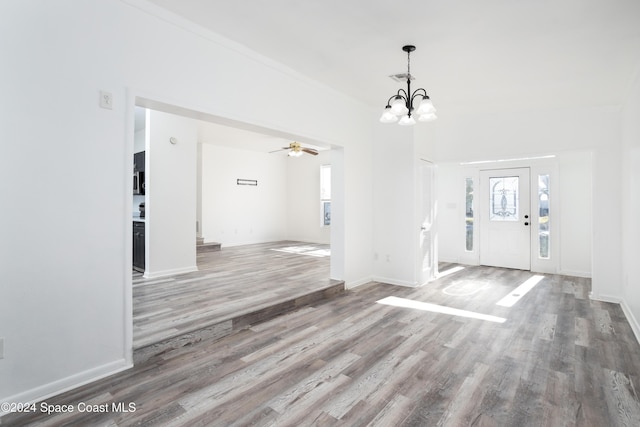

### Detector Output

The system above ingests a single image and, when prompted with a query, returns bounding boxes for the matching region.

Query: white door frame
[417,159,436,284]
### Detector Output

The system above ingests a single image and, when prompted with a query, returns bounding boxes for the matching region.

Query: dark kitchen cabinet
[133,151,145,195]
[133,221,145,272]
[134,151,145,172]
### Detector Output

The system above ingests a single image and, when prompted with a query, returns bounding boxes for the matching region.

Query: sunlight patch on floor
[496,275,545,307]
[377,296,506,323]
[271,246,330,257]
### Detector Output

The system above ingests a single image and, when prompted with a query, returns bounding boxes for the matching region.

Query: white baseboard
[620,300,640,346]
[143,265,198,279]
[589,293,640,347]
[589,292,621,304]
[558,269,592,278]
[0,359,131,418]
[372,276,419,288]
[345,276,374,289]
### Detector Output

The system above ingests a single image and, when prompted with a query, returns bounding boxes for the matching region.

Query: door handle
[524,222,529,226]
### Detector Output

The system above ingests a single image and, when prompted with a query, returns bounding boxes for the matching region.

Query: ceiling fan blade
[301,148,319,156]
[268,147,289,153]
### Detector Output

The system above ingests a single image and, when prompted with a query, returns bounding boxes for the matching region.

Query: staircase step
[133,280,345,364]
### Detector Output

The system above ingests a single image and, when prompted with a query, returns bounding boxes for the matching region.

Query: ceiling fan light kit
[380,45,437,125]
[269,141,319,157]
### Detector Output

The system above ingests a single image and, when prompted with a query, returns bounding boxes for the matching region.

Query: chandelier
[380,45,437,125]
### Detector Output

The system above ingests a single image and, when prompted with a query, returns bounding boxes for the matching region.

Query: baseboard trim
[589,293,640,347]
[372,276,418,288]
[558,269,592,278]
[345,276,374,289]
[0,359,131,418]
[589,292,621,304]
[143,265,198,279]
[620,300,640,346]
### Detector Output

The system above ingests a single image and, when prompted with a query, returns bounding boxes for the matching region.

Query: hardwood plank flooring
[133,241,337,350]
[4,265,640,426]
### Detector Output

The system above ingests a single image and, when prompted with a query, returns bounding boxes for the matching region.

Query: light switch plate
[99,90,113,109]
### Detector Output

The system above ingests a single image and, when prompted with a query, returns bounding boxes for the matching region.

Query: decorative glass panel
[465,178,474,251]
[489,176,519,221]
[323,201,331,226]
[538,174,550,259]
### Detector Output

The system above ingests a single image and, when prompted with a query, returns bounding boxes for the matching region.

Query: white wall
[286,150,331,244]
[0,0,373,407]
[372,125,418,286]
[370,122,439,288]
[620,67,640,339]
[145,109,198,278]
[557,151,592,277]
[433,107,618,162]
[134,128,145,153]
[201,144,288,246]
[436,164,469,264]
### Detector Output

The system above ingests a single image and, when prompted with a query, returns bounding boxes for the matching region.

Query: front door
[480,168,531,270]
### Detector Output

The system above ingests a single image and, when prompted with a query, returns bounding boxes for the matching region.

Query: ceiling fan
[270,142,318,157]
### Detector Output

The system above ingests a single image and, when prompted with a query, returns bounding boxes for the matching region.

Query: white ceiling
[146,0,640,115]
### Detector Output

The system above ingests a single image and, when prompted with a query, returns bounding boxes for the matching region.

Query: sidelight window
[465,178,474,251]
[538,174,550,259]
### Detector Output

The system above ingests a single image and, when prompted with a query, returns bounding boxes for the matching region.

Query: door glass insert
[465,177,474,251]
[489,176,519,221]
[538,174,550,259]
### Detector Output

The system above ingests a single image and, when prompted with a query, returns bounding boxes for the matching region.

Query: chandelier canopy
[380,45,437,125]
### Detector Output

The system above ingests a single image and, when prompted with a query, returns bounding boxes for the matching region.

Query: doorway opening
[128,98,345,352]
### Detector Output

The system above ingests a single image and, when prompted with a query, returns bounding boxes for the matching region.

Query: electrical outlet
[99,90,113,109]
[0,338,4,359]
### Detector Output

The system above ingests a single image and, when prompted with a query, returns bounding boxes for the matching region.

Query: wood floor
[4,264,640,426]
[133,241,338,351]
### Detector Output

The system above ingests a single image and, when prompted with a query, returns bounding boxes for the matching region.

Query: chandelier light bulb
[390,96,408,115]
[416,97,436,115]
[379,106,399,123]
[398,115,416,126]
